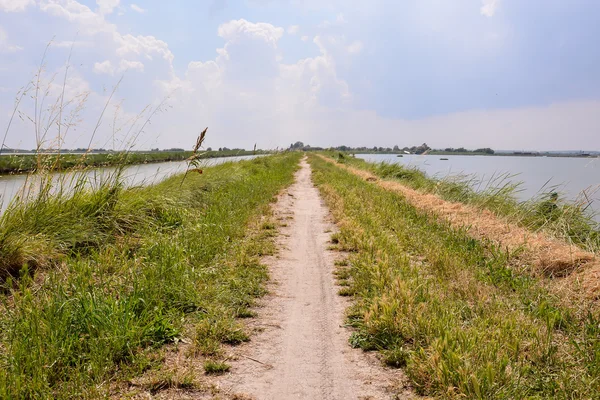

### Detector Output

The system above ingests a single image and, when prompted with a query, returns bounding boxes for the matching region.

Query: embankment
[0,153,300,399]
[310,153,600,398]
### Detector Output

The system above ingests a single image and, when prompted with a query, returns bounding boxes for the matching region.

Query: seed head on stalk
[181,127,208,185]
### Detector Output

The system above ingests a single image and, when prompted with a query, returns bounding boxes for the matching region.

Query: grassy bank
[328,152,600,254]
[0,153,300,398]
[309,154,600,398]
[0,150,269,174]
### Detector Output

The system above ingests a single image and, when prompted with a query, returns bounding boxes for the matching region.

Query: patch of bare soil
[318,155,599,299]
[205,158,413,399]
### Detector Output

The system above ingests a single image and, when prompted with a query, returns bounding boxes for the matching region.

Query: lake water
[0,155,260,214]
[356,154,600,220]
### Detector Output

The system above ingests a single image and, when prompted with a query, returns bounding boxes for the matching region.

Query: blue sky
[1,0,599,150]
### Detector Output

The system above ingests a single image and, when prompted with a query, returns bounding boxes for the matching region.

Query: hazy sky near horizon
[1,0,599,151]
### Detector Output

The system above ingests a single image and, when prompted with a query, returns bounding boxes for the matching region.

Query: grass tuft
[203,360,231,375]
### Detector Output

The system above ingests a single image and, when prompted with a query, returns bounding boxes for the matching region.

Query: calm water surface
[0,155,260,214]
[357,154,600,220]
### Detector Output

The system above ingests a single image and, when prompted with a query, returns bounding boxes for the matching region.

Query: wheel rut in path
[211,158,411,400]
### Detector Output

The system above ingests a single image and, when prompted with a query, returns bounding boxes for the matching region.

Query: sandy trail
[212,158,407,400]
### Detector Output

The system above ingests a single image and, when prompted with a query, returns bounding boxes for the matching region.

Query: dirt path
[212,158,408,399]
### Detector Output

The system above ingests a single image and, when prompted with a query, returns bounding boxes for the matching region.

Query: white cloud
[346,40,363,54]
[218,19,284,47]
[152,19,353,149]
[119,59,144,72]
[93,59,145,75]
[279,35,351,105]
[186,60,221,92]
[38,0,175,71]
[0,26,23,52]
[115,34,174,63]
[301,35,309,42]
[287,25,299,35]
[481,0,500,17]
[40,0,113,35]
[130,3,146,13]
[0,0,34,12]
[93,60,114,75]
[96,0,120,15]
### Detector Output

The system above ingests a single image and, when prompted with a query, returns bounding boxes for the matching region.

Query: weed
[203,360,231,375]
[261,222,277,230]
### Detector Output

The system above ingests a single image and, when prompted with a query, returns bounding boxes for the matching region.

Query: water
[0,155,261,214]
[356,154,600,220]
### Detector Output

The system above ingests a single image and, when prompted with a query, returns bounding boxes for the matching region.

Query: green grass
[327,151,600,253]
[203,360,231,375]
[309,154,600,399]
[0,150,270,174]
[0,153,300,399]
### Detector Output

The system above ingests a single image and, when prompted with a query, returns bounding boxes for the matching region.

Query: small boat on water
[440,158,449,160]
[397,155,403,157]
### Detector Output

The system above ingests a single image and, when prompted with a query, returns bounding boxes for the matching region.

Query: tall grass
[329,152,600,253]
[0,154,300,398]
[310,154,600,398]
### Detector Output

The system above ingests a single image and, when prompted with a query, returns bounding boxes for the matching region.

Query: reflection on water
[0,155,261,214]
[356,154,600,221]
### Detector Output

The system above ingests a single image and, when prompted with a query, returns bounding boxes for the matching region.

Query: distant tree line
[442,147,495,154]
[289,142,494,155]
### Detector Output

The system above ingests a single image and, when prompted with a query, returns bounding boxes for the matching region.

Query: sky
[0,0,599,151]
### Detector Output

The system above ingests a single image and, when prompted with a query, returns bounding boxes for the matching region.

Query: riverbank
[0,150,270,175]
[0,153,300,398]
[331,152,600,254]
[310,153,600,398]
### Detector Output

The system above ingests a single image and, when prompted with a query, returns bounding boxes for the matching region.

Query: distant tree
[393,145,400,151]
[291,141,304,149]
[475,147,495,154]
[456,147,467,153]
[218,147,222,151]
[207,147,212,151]
[445,148,454,152]
[222,147,230,151]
